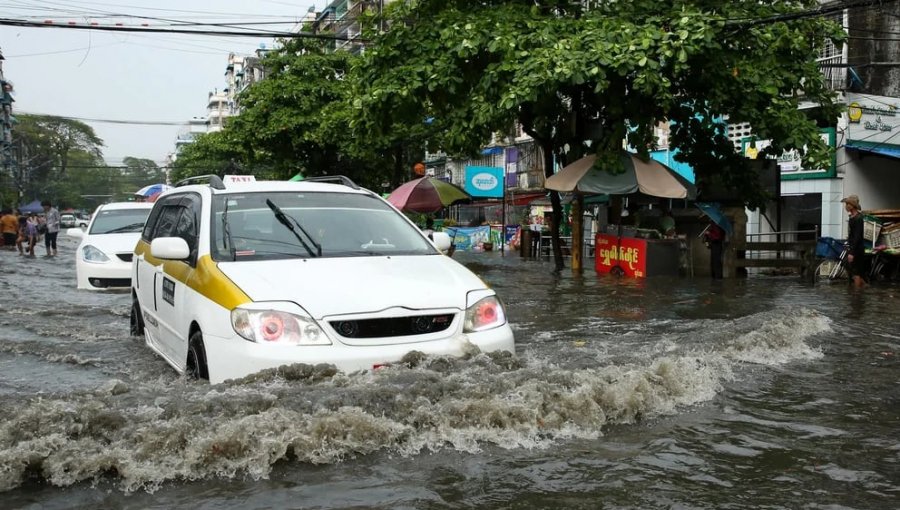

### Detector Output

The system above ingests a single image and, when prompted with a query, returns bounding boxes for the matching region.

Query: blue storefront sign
[464,166,504,198]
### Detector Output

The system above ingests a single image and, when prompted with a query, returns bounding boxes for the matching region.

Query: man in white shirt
[41,200,60,257]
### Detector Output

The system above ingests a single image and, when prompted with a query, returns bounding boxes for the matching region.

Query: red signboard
[595,234,648,278]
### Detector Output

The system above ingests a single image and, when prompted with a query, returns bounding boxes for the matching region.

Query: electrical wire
[19,111,191,125]
[0,18,355,40]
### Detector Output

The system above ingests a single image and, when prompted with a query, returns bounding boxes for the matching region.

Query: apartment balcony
[817,54,846,91]
[313,1,367,36]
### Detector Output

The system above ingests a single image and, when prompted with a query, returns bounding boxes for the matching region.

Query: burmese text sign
[595,234,647,277]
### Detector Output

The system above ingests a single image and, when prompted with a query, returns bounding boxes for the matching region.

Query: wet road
[0,236,898,509]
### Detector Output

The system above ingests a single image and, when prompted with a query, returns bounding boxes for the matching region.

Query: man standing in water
[41,200,60,257]
[703,220,726,279]
[842,194,867,288]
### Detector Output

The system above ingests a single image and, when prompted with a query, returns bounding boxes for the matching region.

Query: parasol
[544,153,696,199]
[387,176,472,213]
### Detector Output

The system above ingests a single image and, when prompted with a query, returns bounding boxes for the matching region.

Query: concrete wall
[841,153,900,233]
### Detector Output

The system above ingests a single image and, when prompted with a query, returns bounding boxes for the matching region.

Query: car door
[135,196,183,363]
[153,194,201,369]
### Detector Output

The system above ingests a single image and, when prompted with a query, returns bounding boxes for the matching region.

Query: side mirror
[67,227,84,239]
[431,231,452,253]
[150,237,190,260]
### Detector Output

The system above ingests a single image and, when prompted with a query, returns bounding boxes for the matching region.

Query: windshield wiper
[221,198,236,261]
[265,199,322,257]
[103,222,145,234]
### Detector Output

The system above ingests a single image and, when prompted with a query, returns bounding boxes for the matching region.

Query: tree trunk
[541,142,564,271]
[391,145,405,188]
[571,194,583,272]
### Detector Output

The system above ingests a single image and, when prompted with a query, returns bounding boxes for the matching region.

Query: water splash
[0,307,831,493]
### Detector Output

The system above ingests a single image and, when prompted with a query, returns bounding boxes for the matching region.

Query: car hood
[217,255,487,318]
[80,232,142,254]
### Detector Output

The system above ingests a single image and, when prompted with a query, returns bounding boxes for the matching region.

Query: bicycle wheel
[815,258,845,281]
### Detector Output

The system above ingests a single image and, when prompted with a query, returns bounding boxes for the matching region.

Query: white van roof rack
[174,174,226,190]
[302,175,360,190]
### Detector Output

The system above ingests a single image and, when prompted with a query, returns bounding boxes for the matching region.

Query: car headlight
[231,308,331,346]
[82,245,110,263]
[464,295,507,332]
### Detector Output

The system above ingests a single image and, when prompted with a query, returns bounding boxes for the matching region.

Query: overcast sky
[1,0,325,166]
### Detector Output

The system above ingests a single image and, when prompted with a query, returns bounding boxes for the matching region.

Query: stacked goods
[863,215,882,244]
[881,222,900,249]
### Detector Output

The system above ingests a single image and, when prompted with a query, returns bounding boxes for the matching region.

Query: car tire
[186,330,210,381]
[130,296,144,336]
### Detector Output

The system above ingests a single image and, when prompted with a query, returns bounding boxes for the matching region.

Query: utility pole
[0,47,14,206]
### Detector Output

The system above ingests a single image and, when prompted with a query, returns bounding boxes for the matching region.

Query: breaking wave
[0,307,830,493]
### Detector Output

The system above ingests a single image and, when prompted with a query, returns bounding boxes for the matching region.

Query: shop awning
[846,142,900,160]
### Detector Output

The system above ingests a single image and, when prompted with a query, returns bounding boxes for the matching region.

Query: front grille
[330,314,455,339]
[89,278,131,288]
[117,253,134,262]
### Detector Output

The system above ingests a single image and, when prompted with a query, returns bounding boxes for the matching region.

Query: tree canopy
[0,115,169,209]
[354,0,844,267]
[174,38,432,190]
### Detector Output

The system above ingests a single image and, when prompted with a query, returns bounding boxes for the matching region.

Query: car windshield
[89,208,151,235]
[211,191,437,261]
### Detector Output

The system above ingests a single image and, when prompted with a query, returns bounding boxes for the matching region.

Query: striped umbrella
[387,177,472,213]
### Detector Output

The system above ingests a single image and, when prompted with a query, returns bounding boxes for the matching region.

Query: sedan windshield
[89,208,151,235]
[211,191,437,261]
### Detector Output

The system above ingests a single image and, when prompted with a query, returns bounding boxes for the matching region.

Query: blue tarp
[19,200,43,214]
[846,143,900,160]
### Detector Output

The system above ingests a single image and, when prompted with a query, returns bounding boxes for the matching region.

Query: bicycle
[815,237,847,281]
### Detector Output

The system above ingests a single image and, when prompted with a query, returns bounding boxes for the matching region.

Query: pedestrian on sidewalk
[41,200,60,257]
[842,194,867,288]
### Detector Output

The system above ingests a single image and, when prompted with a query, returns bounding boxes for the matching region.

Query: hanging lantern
[413,162,426,176]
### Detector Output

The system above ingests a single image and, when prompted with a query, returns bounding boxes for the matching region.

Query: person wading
[41,200,60,257]
[842,194,867,289]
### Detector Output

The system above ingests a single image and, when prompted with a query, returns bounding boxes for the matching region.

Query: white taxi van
[131,175,514,383]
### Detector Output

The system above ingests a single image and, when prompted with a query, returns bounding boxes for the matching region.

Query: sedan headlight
[231,308,331,346]
[464,295,507,332]
[82,245,110,263]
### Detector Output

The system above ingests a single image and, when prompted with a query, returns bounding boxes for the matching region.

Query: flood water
[0,236,897,509]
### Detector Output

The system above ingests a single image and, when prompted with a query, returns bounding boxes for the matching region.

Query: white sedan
[69,202,153,290]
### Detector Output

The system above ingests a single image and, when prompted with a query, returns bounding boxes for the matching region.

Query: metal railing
[536,234,595,261]
[736,229,819,274]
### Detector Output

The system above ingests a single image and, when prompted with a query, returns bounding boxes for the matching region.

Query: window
[210,192,437,261]
[152,205,182,239]
[89,208,151,235]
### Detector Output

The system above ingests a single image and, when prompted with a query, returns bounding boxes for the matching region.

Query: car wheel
[186,330,210,381]
[130,296,144,336]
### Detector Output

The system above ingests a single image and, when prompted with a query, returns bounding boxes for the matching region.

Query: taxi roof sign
[223,175,257,185]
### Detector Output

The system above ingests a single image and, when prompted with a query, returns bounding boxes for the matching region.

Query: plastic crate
[816,237,844,259]
[883,228,900,249]
[863,215,882,243]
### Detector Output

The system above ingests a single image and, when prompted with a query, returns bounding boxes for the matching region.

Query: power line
[19,111,192,126]
[0,0,312,19]
[0,18,359,41]
[729,0,899,28]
